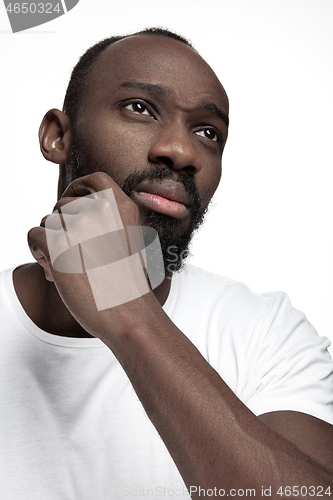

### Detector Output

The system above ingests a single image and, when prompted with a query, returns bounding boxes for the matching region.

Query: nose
[148,122,201,175]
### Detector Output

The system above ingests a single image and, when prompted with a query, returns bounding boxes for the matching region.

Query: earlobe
[39,109,72,164]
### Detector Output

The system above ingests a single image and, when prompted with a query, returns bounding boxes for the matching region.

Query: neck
[13,263,172,338]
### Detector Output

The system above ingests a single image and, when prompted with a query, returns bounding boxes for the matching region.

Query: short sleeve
[240,292,333,425]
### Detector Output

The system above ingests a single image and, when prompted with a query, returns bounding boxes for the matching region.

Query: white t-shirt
[0,265,332,499]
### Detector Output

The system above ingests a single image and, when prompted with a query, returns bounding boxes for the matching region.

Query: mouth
[131,179,194,220]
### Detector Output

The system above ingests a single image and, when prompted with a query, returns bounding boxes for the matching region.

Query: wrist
[92,289,161,346]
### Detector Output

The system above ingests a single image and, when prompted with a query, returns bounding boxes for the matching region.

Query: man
[0,28,332,499]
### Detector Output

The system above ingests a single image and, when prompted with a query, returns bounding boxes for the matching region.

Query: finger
[61,172,115,199]
[29,222,75,277]
[53,195,94,215]
[40,212,63,230]
[60,173,138,225]
[28,227,54,282]
[56,190,124,245]
[53,188,119,216]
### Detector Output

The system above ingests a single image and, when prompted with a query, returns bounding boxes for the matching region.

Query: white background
[0,0,332,352]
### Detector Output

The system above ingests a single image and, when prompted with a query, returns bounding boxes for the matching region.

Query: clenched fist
[28,172,164,340]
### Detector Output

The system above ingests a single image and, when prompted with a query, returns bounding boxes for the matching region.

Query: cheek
[200,164,222,206]
[75,121,151,183]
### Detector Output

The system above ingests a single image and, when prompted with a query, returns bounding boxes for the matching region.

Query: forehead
[83,35,229,113]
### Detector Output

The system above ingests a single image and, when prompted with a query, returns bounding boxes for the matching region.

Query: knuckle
[93,198,113,214]
[27,227,36,242]
[54,198,69,211]
[27,227,41,249]
[78,216,92,231]
[89,171,111,186]
[28,226,40,239]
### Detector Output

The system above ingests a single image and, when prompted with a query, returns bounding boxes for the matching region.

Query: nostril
[154,156,174,169]
[183,164,197,176]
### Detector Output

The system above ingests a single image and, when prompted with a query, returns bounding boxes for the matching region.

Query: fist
[28,173,164,335]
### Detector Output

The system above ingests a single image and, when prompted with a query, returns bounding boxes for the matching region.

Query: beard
[66,140,209,274]
[122,167,208,274]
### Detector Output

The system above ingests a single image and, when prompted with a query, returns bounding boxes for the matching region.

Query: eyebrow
[120,80,171,98]
[119,80,229,127]
[197,100,229,127]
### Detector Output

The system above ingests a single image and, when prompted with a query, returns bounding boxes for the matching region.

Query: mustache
[122,166,203,212]
[67,139,203,214]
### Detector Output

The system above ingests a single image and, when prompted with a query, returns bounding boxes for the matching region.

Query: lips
[131,179,194,219]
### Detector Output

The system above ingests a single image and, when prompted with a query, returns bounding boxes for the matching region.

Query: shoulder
[172,267,333,425]
[169,264,330,361]
[172,264,287,318]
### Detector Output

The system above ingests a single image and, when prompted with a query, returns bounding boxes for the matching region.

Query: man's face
[67,35,229,272]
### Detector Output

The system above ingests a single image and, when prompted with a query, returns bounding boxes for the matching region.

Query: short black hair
[62,27,194,121]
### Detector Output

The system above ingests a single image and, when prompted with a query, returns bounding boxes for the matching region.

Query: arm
[28,172,333,498]
[102,300,333,497]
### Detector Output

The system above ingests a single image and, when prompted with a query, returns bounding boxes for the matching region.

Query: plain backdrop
[0,0,332,352]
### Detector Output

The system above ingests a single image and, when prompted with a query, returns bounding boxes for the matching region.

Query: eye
[196,128,219,142]
[124,101,151,116]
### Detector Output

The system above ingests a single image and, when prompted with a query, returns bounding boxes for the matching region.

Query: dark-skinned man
[1,28,332,499]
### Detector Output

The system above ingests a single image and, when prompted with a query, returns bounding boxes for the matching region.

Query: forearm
[100,296,332,498]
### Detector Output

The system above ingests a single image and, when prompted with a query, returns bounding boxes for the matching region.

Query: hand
[28,172,160,339]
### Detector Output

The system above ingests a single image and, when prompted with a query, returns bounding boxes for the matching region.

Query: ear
[39,109,72,164]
